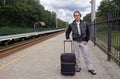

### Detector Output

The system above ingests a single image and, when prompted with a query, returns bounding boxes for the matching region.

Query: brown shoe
[88,70,96,75]
[76,68,81,72]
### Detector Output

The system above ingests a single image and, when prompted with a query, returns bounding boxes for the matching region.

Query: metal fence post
[107,13,112,61]
[93,19,96,46]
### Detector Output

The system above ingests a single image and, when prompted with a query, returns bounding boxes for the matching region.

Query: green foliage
[97,0,120,19]
[83,13,91,23]
[57,18,68,28]
[83,0,120,21]
[97,0,113,19]
[111,32,120,50]
[0,26,62,36]
[97,30,120,50]
[0,0,67,35]
[0,26,33,36]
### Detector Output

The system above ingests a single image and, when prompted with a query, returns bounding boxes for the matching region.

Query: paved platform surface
[0,33,120,79]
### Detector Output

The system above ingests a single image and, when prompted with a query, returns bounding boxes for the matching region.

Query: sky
[40,0,103,23]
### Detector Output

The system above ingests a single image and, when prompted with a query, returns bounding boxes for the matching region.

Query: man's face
[74,12,81,21]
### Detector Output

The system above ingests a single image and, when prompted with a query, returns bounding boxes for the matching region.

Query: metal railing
[90,12,120,66]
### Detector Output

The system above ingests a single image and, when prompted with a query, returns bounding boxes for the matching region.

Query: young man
[65,11,96,75]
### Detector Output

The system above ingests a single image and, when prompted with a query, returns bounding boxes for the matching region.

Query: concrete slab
[0,33,120,79]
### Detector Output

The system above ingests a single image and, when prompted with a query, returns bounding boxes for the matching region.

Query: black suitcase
[60,40,76,75]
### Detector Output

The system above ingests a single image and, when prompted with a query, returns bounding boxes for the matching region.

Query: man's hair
[73,11,81,17]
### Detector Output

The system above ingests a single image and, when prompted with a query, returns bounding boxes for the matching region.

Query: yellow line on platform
[0,44,46,71]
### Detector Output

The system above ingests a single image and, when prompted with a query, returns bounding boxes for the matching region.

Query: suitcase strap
[64,40,72,53]
[61,62,75,64]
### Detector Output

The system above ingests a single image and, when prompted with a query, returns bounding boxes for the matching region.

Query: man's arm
[85,23,90,42]
[65,24,72,39]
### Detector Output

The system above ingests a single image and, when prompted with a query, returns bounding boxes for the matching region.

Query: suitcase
[60,40,76,75]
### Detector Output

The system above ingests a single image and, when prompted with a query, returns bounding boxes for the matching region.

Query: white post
[56,16,58,28]
[91,0,96,21]
[90,0,96,45]
[4,0,6,5]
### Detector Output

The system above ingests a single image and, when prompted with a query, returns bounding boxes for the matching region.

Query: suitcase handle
[64,40,72,53]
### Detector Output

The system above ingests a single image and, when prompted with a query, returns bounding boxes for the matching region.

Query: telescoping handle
[64,40,72,53]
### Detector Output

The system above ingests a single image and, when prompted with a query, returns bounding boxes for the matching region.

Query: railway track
[0,31,64,59]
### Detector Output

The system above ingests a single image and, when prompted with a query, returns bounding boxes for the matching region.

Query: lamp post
[90,0,96,45]
[91,0,96,22]
[3,0,6,5]
[56,16,58,28]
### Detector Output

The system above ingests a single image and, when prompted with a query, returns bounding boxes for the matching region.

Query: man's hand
[65,39,72,42]
[83,41,88,45]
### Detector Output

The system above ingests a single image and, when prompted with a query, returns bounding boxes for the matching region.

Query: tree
[0,0,67,32]
[83,13,91,23]
[97,0,120,19]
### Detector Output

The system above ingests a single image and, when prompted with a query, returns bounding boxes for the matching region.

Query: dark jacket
[66,20,90,42]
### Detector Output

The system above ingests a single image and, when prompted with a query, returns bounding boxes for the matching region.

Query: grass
[96,31,120,50]
[0,26,58,36]
[111,31,120,50]
[0,26,34,36]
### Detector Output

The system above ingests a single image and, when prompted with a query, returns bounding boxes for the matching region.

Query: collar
[72,19,82,25]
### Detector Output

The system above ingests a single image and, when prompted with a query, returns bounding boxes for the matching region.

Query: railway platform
[0,33,120,79]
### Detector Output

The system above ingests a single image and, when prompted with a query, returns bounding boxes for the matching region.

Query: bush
[0,26,34,36]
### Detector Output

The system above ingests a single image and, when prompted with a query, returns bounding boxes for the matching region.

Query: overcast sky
[40,0,102,23]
